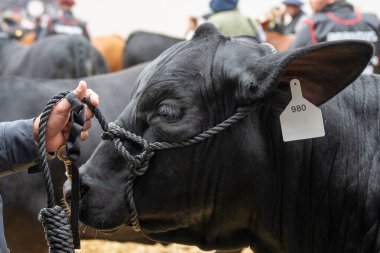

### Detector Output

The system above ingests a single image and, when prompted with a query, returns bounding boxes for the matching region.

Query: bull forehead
[133,24,223,97]
[132,23,270,109]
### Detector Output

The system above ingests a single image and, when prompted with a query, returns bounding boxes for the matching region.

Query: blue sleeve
[0,119,39,177]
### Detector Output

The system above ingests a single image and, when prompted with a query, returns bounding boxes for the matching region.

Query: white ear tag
[279,79,325,142]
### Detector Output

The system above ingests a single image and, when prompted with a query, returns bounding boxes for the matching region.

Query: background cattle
[0,63,153,253]
[123,31,183,68]
[122,30,295,70]
[91,34,125,72]
[0,34,108,79]
[68,23,380,253]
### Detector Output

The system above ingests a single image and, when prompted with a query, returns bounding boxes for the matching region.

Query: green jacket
[208,9,261,38]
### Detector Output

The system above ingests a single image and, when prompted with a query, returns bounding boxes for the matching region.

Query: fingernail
[79,80,86,90]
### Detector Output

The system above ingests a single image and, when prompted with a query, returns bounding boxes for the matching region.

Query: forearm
[0,119,39,177]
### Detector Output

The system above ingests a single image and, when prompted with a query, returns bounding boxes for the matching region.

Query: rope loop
[106,122,149,149]
[100,122,155,177]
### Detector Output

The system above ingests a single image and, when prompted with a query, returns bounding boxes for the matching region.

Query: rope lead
[37,90,84,253]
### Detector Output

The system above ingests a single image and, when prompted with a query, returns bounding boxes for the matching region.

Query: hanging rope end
[38,206,75,253]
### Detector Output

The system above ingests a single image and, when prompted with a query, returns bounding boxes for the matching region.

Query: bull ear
[238,40,374,106]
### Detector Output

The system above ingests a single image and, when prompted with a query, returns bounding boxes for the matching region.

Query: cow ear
[237,40,373,106]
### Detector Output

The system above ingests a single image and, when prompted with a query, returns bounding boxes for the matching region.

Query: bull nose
[63,179,88,205]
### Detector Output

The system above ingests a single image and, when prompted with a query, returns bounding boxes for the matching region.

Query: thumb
[73,80,87,100]
[50,80,87,116]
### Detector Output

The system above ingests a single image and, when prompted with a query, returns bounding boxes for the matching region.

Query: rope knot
[101,131,113,140]
[131,149,155,176]
[38,206,74,252]
[102,122,154,177]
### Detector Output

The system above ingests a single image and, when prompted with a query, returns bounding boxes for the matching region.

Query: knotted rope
[38,90,85,252]
[37,91,75,253]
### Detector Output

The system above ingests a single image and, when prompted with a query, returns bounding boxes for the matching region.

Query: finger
[63,131,70,141]
[51,81,87,117]
[80,130,89,141]
[84,104,94,120]
[62,123,71,132]
[73,80,87,100]
[85,88,100,107]
[82,120,91,131]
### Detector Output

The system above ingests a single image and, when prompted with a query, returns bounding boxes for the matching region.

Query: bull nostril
[64,176,90,200]
[64,182,88,206]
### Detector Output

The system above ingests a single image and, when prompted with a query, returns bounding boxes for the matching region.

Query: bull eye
[157,104,182,122]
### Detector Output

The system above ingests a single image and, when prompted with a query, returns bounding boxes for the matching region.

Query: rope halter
[84,98,263,232]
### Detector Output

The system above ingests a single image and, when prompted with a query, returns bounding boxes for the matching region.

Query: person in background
[185,16,198,40]
[0,10,24,40]
[26,0,49,42]
[206,0,266,42]
[0,81,99,252]
[44,0,89,39]
[281,0,307,34]
[265,0,306,35]
[289,0,380,73]
[0,11,19,31]
[264,6,284,33]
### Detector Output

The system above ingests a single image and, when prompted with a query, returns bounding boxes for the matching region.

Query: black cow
[66,23,380,252]
[123,31,183,68]
[0,63,153,253]
[0,34,108,79]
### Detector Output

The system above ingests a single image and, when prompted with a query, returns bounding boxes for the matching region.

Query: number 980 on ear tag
[280,79,325,142]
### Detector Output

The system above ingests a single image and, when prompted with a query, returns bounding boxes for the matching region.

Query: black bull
[0,63,153,253]
[123,31,183,68]
[66,23,380,252]
[0,34,108,79]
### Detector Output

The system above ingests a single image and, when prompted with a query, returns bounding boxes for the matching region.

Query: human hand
[33,81,100,153]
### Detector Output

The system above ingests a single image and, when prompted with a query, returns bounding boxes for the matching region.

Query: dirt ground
[79,240,254,253]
